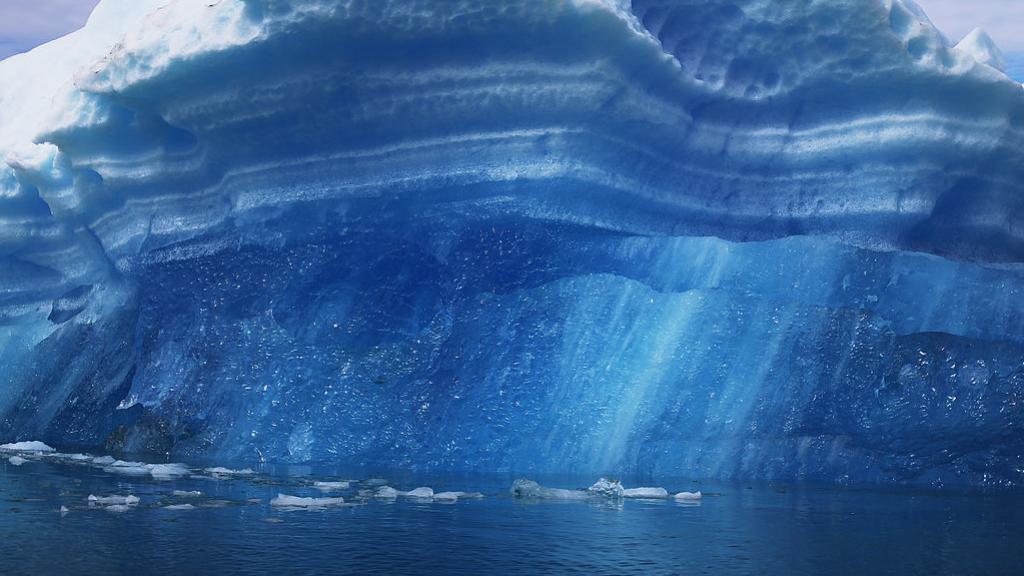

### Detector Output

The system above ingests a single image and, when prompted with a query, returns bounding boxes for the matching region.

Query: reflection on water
[0,455,1021,575]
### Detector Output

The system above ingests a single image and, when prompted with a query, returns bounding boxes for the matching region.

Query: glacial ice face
[1,0,1023,487]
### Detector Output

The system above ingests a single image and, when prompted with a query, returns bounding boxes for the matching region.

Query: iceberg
[0,0,1022,488]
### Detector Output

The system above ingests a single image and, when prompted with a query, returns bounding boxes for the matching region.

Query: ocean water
[0,455,1021,575]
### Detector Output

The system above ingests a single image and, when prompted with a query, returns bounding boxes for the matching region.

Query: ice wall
[1,0,1023,487]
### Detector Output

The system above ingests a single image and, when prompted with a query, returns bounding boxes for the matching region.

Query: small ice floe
[205,467,255,477]
[586,478,625,498]
[0,441,55,453]
[105,505,134,513]
[374,486,400,499]
[92,455,116,465]
[88,494,141,506]
[313,481,350,491]
[57,453,93,462]
[103,460,151,476]
[674,491,702,501]
[148,463,191,479]
[432,491,484,501]
[510,479,589,500]
[8,456,27,466]
[403,487,434,499]
[173,490,203,497]
[59,506,69,516]
[269,494,346,508]
[622,487,669,499]
[164,504,195,511]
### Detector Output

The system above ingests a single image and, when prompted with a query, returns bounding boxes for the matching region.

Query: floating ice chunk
[148,463,191,479]
[91,456,116,465]
[402,487,434,498]
[59,506,69,515]
[88,494,140,505]
[622,487,669,498]
[313,481,350,491]
[674,491,703,501]
[374,486,400,499]
[270,493,346,508]
[0,441,55,452]
[510,479,588,500]
[105,505,133,513]
[205,467,255,476]
[433,491,484,501]
[103,461,151,476]
[57,453,93,462]
[8,456,27,466]
[587,478,625,498]
[164,504,196,510]
[173,490,203,497]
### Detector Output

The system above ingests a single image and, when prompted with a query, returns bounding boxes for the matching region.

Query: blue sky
[0,0,1021,78]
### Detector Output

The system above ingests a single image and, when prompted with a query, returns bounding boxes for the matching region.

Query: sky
[0,1,1020,72]
[0,0,100,60]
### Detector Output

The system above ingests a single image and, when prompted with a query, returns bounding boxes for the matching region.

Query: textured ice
[7,456,27,466]
[205,467,255,477]
[373,486,400,499]
[173,490,203,497]
[270,494,346,508]
[587,478,626,498]
[674,491,703,501]
[0,442,56,453]
[88,494,140,506]
[622,487,669,499]
[0,0,1023,488]
[313,481,350,491]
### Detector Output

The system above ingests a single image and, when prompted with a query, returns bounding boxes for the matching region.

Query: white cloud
[913,0,1024,52]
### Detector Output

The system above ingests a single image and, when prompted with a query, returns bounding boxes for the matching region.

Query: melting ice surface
[1,0,1023,498]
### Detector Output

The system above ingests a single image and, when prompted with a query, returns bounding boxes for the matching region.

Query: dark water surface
[0,455,1021,575]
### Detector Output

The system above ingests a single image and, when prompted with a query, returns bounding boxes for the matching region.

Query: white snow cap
[955,28,1006,72]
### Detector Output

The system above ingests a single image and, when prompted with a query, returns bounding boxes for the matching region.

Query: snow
[0,0,1022,489]
[0,442,56,453]
[270,494,346,508]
